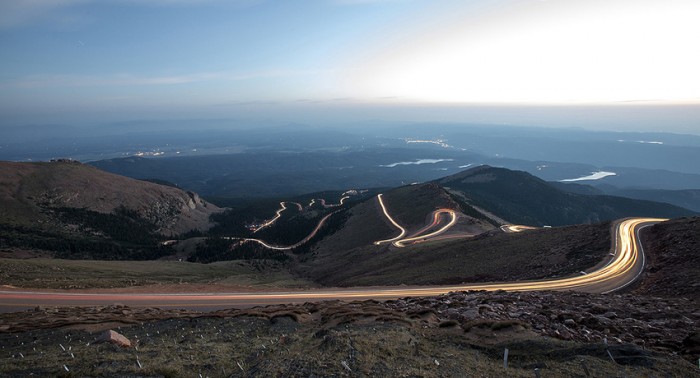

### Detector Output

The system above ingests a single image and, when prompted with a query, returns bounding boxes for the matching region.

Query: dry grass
[1,310,696,377]
[0,258,315,289]
[300,222,612,287]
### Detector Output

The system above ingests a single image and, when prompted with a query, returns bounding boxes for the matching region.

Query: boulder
[97,330,131,348]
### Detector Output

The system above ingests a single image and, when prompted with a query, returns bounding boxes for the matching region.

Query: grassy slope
[299,220,611,286]
[0,160,219,235]
[0,258,314,289]
[379,183,457,228]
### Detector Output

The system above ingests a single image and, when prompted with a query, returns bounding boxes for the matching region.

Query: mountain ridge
[0,160,220,237]
[435,165,695,226]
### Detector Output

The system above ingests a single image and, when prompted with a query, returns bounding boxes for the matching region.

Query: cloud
[331,0,408,4]
[7,69,326,89]
[0,0,261,29]
[0,0,88,29]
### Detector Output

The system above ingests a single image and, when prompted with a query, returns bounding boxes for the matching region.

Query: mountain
[0,160,220,259]
[0,160,219,235]
[294,182,498,284]
[294,167,695,286]
[436,165,695,226]
[551,181,700,213]
[548,181,605,195]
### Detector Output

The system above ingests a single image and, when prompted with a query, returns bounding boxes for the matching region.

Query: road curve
[373,194,459,247]
[0,218,665,312]
[252,201,302,233]
[373,194,407,245]
[393,210,458,247]
[230,211,337,250]
[500,225,538,233]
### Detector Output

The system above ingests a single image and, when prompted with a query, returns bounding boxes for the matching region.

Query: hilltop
[293,182,607,287]
[437,165,695,226]
[0,160,220,259]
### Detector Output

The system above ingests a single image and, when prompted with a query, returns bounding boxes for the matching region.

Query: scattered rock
[97,330,132,348]
[682,331,700,355]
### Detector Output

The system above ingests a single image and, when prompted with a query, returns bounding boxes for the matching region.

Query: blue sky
[1,0,699,133]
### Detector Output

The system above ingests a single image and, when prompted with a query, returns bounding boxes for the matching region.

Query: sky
[1,0,699,133]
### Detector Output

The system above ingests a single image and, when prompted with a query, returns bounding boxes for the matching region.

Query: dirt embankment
[637,216,700,300]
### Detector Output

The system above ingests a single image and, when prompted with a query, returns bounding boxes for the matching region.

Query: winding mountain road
[251,201,303,233]
[373,194,460,247]
[0,218,665,312]
[227,211,337,251]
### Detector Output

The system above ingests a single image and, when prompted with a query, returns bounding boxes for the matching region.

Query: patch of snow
[560,171,617,182]
[458,164,473,168]
[403,138,452,148]
[380,158,454,168]
[637,140,664,145]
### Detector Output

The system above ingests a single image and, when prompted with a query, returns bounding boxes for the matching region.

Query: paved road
[0,218,664,312]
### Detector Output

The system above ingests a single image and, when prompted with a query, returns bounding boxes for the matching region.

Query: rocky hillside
[636,216,700,300]
[0,160,219,236]
[1,291,697,376]
[437,165,695,226]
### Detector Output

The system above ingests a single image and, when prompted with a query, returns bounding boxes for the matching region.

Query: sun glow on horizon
[348,0,700,105]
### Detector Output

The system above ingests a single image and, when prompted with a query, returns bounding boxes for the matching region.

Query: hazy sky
[1,0,699,133]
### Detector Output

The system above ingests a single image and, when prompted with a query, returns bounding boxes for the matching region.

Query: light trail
[244,192,352,248]
[500,225,538,233]
[0,218,665,311]
[319,197,350,208]
[227,212,337,251]
[373,194,407,245]
[373,193,459,247]
[236,217,661,294]
[393,210,458,247]
[252,202,299,233]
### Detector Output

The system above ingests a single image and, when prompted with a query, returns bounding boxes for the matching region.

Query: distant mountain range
[552,181,700,213]
[87,148,700,206]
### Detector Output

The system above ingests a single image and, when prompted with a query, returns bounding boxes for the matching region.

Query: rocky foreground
[1,291,698,377]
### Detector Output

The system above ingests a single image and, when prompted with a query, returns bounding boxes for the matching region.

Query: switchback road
[0,218,665,312]
[373,193,461,247]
